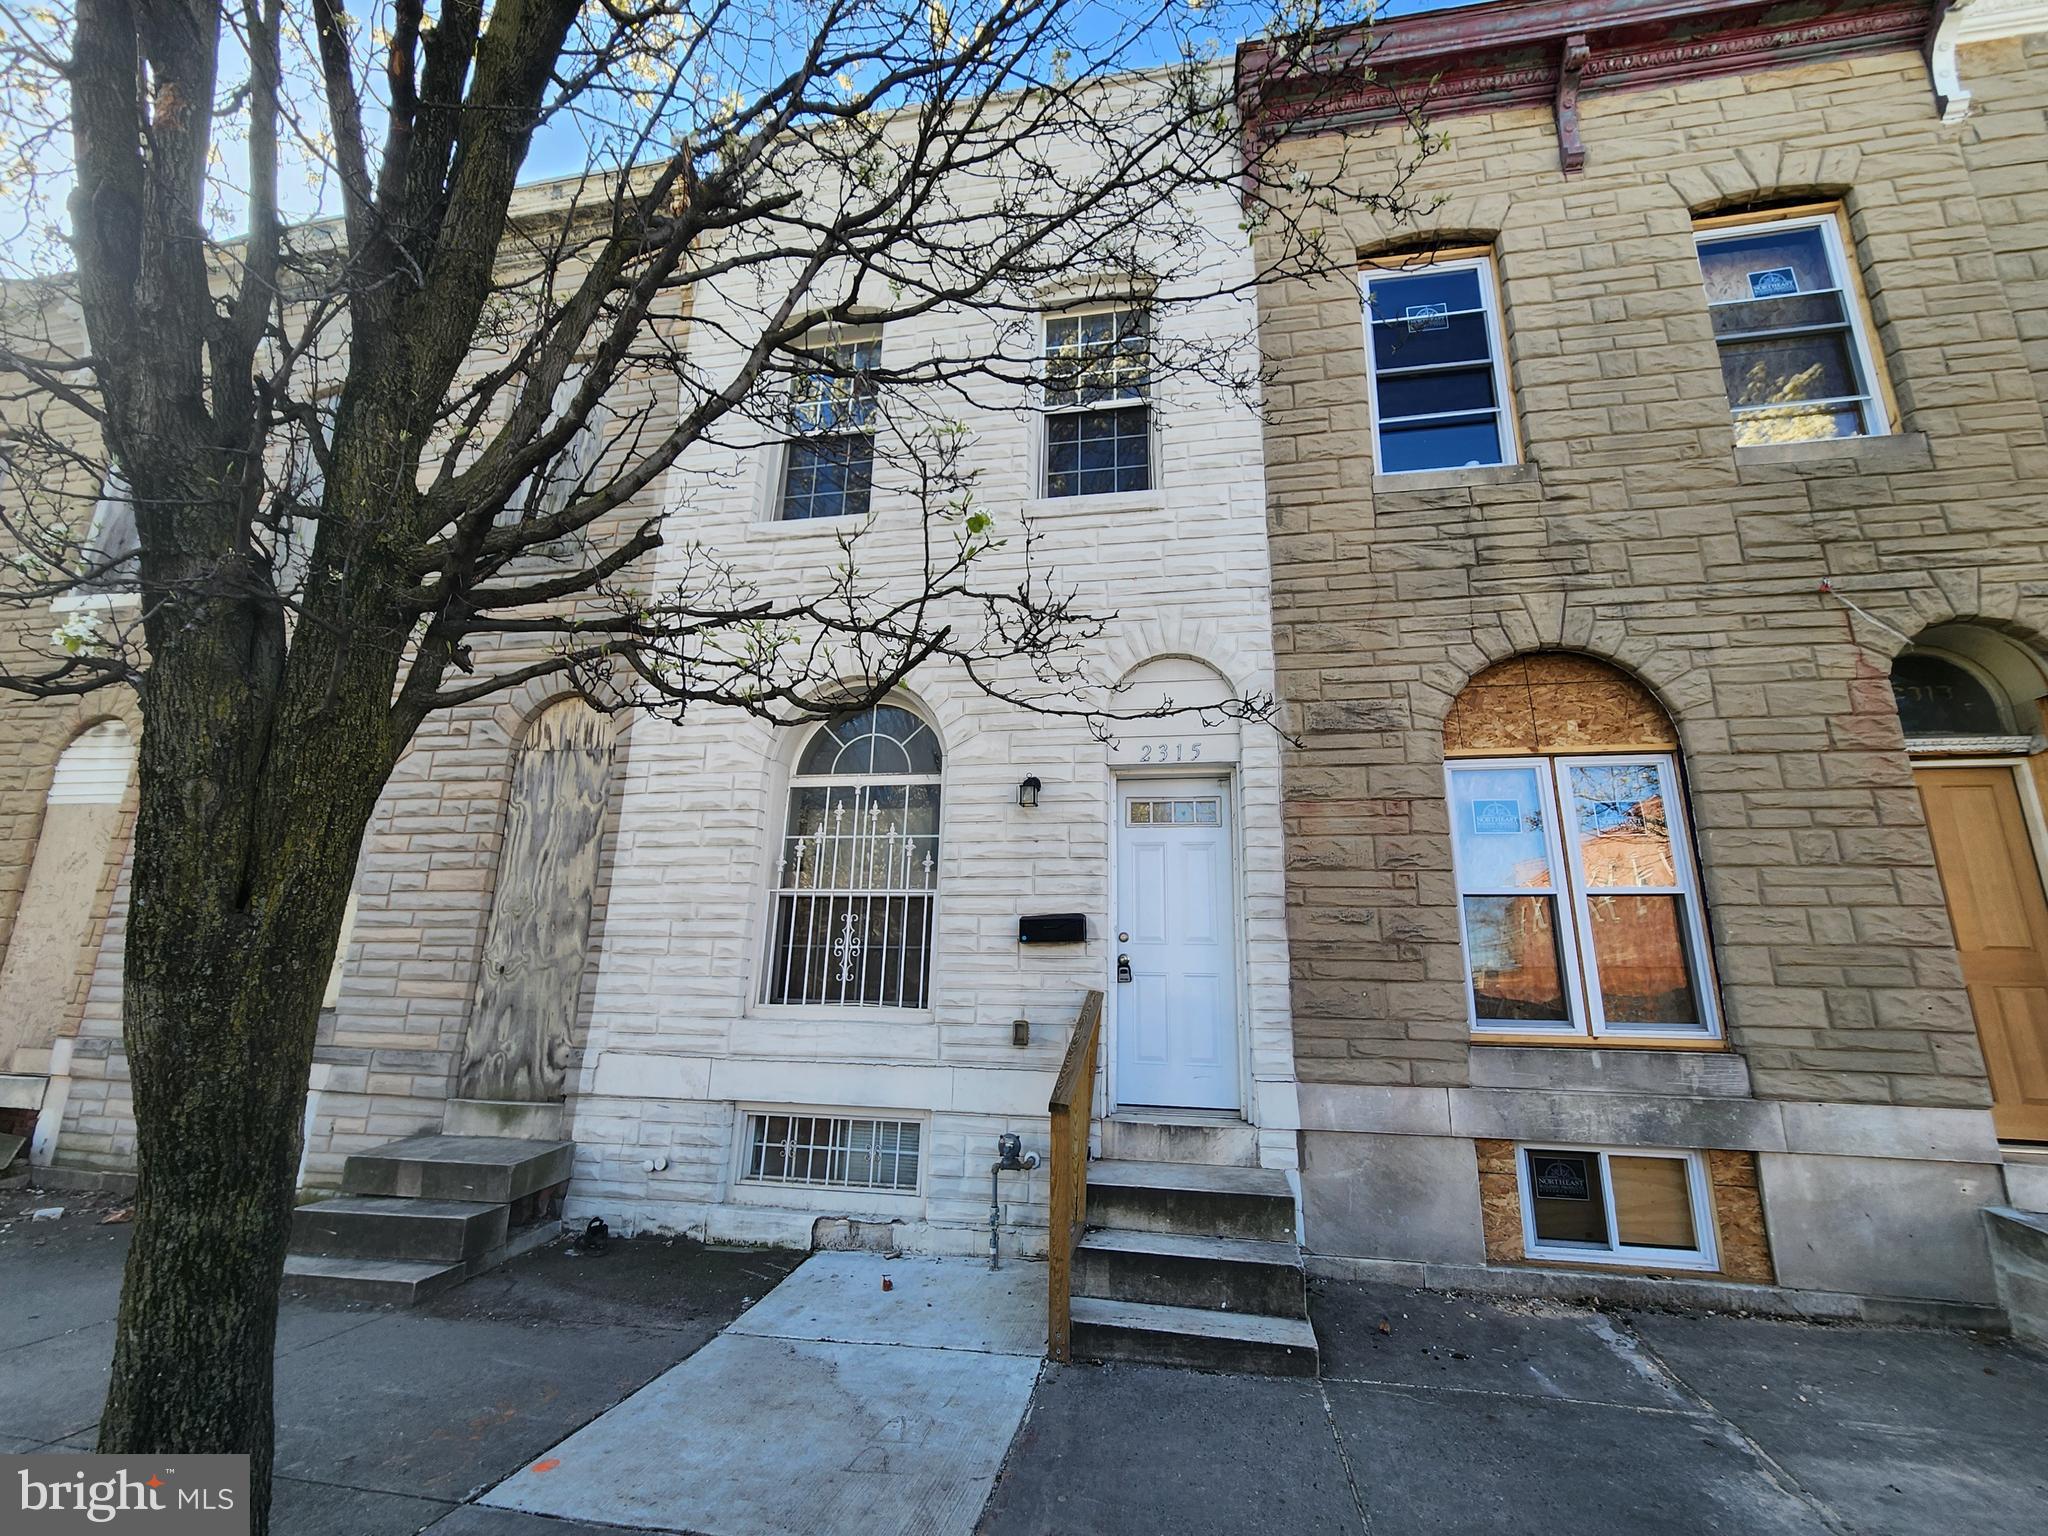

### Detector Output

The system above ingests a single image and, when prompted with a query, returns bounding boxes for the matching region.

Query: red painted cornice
[1239,0,1939,147]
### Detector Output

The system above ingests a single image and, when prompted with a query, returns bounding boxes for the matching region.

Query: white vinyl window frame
[1447,754,1720,1041]
[1039,300,1154,499]
[1693,207,1892,442]
[1516,1144,1719,1272]
[1359,252,1518,476]
[776,322,884,522]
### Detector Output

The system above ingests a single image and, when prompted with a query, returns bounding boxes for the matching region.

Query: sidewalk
[5,1186,2046,1535]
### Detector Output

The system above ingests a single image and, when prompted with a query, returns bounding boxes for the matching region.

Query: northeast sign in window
[1361,254,1516,475]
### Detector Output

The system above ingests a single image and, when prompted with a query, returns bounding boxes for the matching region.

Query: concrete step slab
[291,1196,508,1264]
[1074,1227,1307,1317]
[1085,1159,1295,1243]
[283,1253,468,1306]
[1068,1296,1319,1376]
[1098,1117,1259,1168]
[341,1135,572,1204]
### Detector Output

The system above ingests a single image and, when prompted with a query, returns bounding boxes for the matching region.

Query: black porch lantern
[1017,775,1042,809]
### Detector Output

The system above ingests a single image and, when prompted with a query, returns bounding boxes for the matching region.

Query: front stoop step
[285,1133,571,1306]
[282,1254,468,1306]
[1068,1156,1317,1376]
[290,1196,508,1264]
[1069,1296,1320,1377]
[1085,1159,1296,1243]
[1074,1228,1307,1317]
[340,1134,573,1204]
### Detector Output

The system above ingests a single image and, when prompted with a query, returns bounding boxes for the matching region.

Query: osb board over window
[1475,1139,1774,1286]
[1445,654,1677,757]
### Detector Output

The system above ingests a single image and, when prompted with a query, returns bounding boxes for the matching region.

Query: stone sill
[1735,431,1933,481]
[1467,1043,1751,1099]
[1371,462,1540,494]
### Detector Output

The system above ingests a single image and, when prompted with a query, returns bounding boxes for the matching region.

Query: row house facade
[3,0,2047,1336]
[1243,0,2048,1322]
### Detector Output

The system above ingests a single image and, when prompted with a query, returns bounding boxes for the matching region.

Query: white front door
[1114,778,1240,1111]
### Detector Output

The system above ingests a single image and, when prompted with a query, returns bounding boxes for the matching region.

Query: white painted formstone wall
[561,159,1300,1250]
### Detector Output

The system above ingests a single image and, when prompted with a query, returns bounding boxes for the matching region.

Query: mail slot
[1018,913,1087,945]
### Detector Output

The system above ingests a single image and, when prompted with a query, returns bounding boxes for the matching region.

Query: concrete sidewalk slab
[726,1251,1044,1354]
[482,1331,1040,1536]
[1630,1312,2048,1531]
[481,1254,1044,1536]
[1324,1381,1822,1535]
[1312,1280,1685,1409]
[978,1362,1362,1536]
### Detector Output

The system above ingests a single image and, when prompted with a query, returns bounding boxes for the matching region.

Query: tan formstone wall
[1258,45,2048,1108]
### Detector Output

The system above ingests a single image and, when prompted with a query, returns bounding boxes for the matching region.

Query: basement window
[743,1113,922,1193]
[1518,1146,1716,1270]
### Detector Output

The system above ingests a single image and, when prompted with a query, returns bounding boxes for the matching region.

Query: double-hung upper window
[1362,254,1515,475]
[1043,303,1151,498]
[779,324,882,520]
[1694,208,1889,446]
[1447,754,1718,1039]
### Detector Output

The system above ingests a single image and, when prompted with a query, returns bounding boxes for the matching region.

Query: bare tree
[0,0,1425,1521]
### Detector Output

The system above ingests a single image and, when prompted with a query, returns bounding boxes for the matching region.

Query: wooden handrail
[1046,988,1104,1363]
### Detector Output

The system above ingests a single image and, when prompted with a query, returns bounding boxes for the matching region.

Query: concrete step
[1085,1159,1295,1244]
[291,1195,508,1264]
[341,1134,573,1204]
[1069,1295,1319,1376]
[1098,1116,1259,1168]
[282,1253,468,1306]
[1074,1227,1307,1317]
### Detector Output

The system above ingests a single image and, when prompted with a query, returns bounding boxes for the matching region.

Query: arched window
[763,704,941,1009]
[1891,651,2012,738]
[1442,655,1718,1040]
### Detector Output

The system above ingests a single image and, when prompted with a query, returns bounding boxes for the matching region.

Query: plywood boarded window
[457,700,617,1103]
[1444,654,1677,758]
[0,722,133,1072]
[1443,656,1719,1041]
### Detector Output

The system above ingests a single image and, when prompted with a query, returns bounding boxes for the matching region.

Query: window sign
[1745,266,1798,300]
[1404,302,1450,332]
[1471,799,1523,836]
[1533,1154,1592,1202]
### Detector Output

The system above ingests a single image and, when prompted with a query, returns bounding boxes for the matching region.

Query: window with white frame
[1694,208,1888,446]
[762,704,941,1008]
[501,369,611,549]
[78,470,139,594]
[1361,254,1515,475]
[779,324,881,520]
[742,1113,922,1192]
[1447,755,1717,1038]
[1043,303,1150,497]
[1518,1146,1716,1269]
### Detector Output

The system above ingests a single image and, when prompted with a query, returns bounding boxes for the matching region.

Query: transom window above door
[1442,654,1720,1042]
[1360,253,1516,475]
[763,704,941,1010]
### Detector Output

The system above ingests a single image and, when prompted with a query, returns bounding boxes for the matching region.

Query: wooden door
[1916,765,2048,1141]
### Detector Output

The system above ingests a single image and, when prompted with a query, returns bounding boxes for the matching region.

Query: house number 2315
[1137,742,1202,763]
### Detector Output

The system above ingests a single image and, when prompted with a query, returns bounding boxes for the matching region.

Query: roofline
[1236,0,2048,157]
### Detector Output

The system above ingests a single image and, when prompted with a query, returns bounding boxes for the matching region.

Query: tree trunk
[94,586,400,1535]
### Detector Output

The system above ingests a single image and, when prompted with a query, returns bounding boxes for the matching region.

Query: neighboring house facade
[1241,0,2048,1319]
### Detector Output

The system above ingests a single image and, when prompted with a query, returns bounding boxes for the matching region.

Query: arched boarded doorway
[0,721,134,1074]
[1897,626,2048,1142]
[456,699,617,1103]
